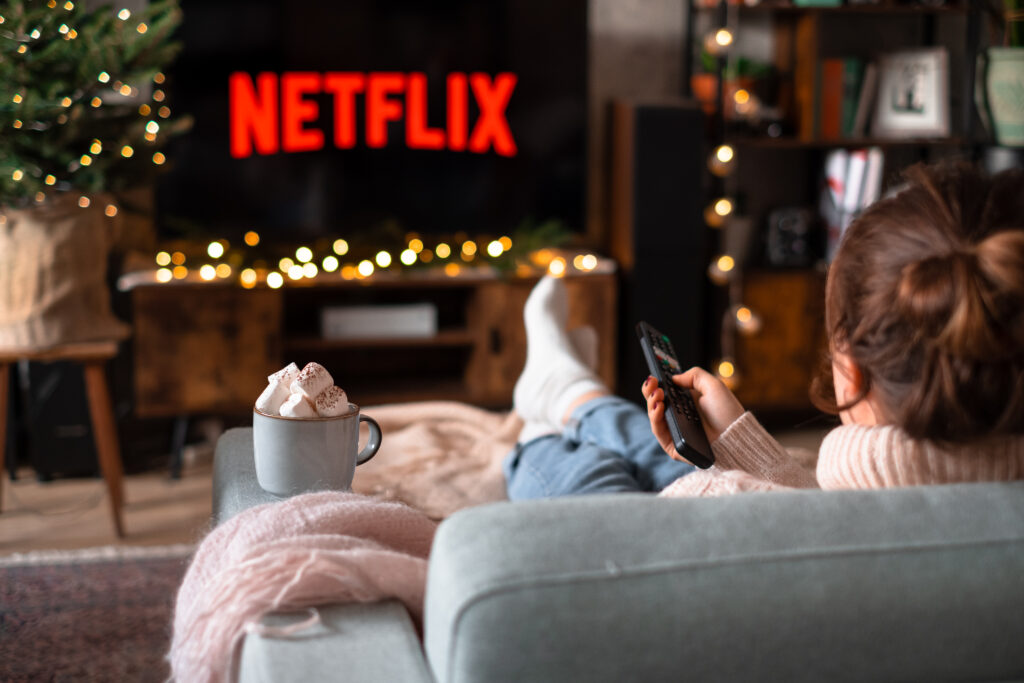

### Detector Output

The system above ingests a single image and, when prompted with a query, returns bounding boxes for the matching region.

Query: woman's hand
[641,367,746,463]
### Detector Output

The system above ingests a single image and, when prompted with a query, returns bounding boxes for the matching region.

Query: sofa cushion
[424,483,1024,683]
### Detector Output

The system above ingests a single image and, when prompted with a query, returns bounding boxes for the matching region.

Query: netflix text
[229,71,518,159]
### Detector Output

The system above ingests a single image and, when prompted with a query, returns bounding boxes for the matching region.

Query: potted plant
[0,0,187,351]
[981,0,1024,147]
[691,49,774,122]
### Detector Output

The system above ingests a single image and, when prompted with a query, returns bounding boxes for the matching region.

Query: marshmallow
[279,392,317,418]
[254,363,302,415]
[268,362,300,386]
[255,381,290,415]
[290,362,334,400]
[315,385,350,417]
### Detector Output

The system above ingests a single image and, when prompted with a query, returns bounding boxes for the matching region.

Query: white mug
[253,403,382,497]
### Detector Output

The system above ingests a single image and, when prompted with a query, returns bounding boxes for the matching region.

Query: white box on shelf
[320,303,438,340]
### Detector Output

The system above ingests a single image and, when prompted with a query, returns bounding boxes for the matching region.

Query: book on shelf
[822,146,885,261]
[842,149,869,219]
[860,147,884,207]
[820,58,845,140]
[840,59,866,138]
[815,57,869,141]
[849,62,878,138]
[795,17,818,141]
[821,148,848,260]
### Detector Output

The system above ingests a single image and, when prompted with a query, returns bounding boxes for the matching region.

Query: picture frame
[870,48,950,138]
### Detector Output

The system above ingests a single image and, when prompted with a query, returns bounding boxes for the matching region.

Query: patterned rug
[0,545,194,683]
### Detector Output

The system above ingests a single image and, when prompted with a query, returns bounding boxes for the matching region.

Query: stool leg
[83,361,125,538]
[0,362,8,513]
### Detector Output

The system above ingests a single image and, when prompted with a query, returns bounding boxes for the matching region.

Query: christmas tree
[0,0,188,208]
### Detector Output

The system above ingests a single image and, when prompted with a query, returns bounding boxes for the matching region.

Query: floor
[0,457,213,556]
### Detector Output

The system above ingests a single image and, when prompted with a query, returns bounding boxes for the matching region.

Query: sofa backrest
[424,482,1024,683]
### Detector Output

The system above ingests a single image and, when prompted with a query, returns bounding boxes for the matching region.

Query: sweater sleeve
[657,411,819,498]
[658,468,790,498]
[711,411,820,488]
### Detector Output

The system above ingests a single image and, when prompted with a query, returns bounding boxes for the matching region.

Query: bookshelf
[685,0,984,413]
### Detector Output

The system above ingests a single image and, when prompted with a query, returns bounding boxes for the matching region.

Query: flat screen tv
[156,0,589,245]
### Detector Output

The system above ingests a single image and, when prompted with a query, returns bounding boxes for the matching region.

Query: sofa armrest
[212,427,279,525]
[213,428,434,683]
[424,484,1024,683]
[239,601,434,683]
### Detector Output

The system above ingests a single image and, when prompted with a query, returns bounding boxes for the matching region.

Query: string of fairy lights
[700,5,763,389]
[2,3,172,213]
[148,233,605,288]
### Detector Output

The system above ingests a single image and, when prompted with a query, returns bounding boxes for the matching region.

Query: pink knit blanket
[168,491,438,683]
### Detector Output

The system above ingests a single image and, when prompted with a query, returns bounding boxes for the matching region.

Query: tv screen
[156,0,588,244]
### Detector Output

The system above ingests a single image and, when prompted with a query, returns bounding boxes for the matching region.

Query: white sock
[568,325,599,372]
[513,277,607,429]
[515,326,601,445]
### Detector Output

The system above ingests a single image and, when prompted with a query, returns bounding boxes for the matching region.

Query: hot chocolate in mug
[253,403,382,496]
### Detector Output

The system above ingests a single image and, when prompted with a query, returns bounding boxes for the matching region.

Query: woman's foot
[513,277,607,434]
[568,325,599,373]
[516,326,602,443]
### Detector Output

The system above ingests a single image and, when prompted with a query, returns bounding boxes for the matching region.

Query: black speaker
[15,361,98,481]
[608,99,709,401]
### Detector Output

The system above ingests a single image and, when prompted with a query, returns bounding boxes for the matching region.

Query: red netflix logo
[229,71,518,159]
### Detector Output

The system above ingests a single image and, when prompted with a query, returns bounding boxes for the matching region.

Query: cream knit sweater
[659,411,1024,498]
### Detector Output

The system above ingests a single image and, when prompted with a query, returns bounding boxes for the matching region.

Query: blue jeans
[503,396,696,499]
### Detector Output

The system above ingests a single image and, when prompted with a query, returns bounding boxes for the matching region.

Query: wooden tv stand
[123,268,618,418]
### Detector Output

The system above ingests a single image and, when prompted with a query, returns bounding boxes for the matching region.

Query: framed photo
[871,48,950,138]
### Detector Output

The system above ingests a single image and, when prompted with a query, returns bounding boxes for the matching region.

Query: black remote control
[636,321,714,469]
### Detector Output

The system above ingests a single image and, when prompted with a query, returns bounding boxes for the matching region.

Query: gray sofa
[213,427,1024,682]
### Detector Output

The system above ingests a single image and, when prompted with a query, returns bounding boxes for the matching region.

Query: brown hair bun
[896,236,1023,360]
[812,161,1024,443]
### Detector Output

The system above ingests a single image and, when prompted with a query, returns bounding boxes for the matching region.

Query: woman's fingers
[641,378,675,453]
[640,375,657,399]
[649,400,674,449]
[670,366,713,394]
[643,377,666,416]
[644,384,661,410]
[667,366,745,441]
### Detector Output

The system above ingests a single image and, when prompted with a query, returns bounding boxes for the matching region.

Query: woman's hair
[811,160,1024,442]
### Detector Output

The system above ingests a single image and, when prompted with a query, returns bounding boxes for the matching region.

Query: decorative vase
[0,195,130,352]
[984,46,1024,147]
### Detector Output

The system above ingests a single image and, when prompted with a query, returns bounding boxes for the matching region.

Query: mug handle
[356,414,382,465]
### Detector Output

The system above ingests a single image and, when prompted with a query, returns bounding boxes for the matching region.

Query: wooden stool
[0,341,125,537]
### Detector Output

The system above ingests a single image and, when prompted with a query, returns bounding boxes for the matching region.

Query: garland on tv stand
[135,219,611,288]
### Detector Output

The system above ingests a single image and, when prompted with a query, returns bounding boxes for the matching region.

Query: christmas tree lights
[0,0,187,208]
